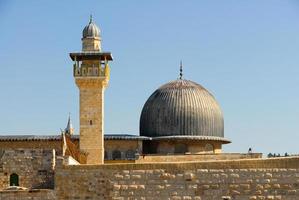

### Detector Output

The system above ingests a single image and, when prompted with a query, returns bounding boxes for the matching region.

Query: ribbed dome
[82,18,100,38]
[140,79,224,138]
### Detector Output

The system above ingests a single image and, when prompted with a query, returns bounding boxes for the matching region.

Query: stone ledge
[62,156,299,170]
[0,189,54,193]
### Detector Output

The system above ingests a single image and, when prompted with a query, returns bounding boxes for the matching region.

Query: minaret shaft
[76,79,106,164]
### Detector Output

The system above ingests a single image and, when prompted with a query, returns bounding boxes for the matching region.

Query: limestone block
[229,174,240,178]
[257,196,266,200]
[238,184,249,190]
[230,190,240,195]
[287,189,296,195]
[193,197,201,200]
[184,172,195,181]
[265,173,272,178]
[131,175,142,179]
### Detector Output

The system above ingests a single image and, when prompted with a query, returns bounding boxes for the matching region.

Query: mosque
[72,16,231,162]
[0,16,232,164]
[0,17,297,200]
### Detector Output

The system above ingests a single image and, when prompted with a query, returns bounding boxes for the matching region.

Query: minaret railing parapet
[70,52,113,78]
[73,61,107,77]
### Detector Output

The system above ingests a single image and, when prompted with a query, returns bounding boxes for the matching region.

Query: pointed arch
[10,173,19,186]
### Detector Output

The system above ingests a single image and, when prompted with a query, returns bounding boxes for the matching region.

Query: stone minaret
[70,16,113,164]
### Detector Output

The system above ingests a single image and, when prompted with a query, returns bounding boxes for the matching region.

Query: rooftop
[0,134,150,141]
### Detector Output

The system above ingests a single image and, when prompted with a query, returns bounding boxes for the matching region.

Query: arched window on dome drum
[126,150,135,160]
[174,144,188,154]
[204,143,214,153]
[10,173,19,186]
[112,150,121,160]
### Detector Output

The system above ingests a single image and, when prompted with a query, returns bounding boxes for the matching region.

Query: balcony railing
[73,63,106,77]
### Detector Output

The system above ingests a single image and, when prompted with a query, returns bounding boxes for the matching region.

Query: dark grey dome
[82,18,100,38]
[140,79,224,139]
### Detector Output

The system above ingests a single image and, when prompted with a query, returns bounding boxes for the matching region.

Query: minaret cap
[82,15,100,38]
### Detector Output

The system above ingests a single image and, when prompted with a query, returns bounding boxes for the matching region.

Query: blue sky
[0,1,299,155]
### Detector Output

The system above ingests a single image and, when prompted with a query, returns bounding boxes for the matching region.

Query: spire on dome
[179,60,183,80]
[89,14,93,24]
[65,113,74,135]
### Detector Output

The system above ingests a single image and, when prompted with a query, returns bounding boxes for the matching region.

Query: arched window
[104,151,108,160]
[204,143,214,153]
[10,173,19,186]
[112,150,121,160]
[174,144,188,154]
[126,150,135,160]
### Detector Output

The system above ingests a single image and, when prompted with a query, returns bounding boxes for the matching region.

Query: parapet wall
[136,153,262,163]
[55,157,299,200]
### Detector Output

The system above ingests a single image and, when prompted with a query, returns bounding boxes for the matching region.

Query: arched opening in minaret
[10,173,19,186]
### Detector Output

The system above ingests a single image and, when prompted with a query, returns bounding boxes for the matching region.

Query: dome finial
[89,14,93,24]
[179,60,183,80]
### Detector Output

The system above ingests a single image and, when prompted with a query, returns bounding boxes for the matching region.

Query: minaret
[69,16,113,164]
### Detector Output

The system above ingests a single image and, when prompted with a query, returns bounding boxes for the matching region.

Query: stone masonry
[55,156,299,200]
[76,78,107,164]
[0,189,55,200]
[0,149,54,190]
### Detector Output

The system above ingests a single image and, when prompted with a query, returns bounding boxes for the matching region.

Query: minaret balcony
[70,52,113,78]
[73,64,107,77]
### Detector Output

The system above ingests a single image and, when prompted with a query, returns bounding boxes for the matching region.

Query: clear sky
[0,1,299,155]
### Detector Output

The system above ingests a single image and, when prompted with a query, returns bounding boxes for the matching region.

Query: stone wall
[136,153,262,163]
[0,149,54,190]
[0,141,62,155]
[104,140,141,160]
[0,139,141,161]
[55,157,299,200]
[0,189,55,200]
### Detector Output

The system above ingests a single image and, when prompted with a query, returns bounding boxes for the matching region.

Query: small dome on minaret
[81,15,102,52]
[82,15,100,38]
